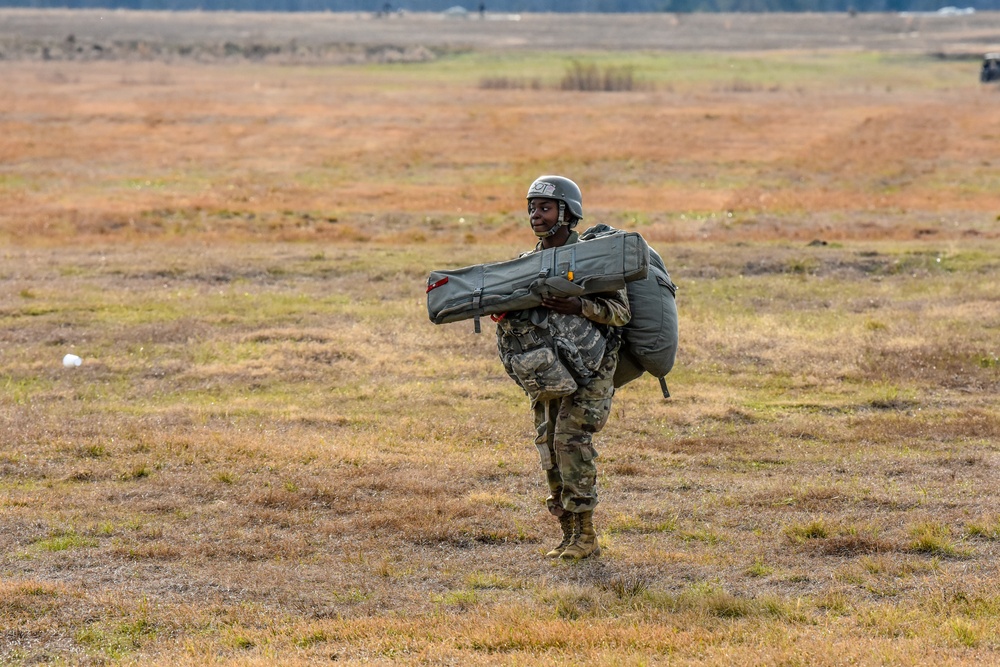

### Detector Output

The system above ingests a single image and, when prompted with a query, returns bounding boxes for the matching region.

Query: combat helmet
[526,175,583,238]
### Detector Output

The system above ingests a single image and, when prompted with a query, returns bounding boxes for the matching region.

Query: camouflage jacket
[496,230,631,388]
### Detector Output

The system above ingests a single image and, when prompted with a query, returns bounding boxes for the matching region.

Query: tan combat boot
[560,510,600,559]
[545,513,576,558]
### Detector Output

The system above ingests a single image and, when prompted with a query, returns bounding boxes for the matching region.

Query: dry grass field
[2,9,1000,666]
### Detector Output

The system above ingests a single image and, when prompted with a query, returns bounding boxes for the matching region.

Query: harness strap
[472,265,484,334]
[658,377,671,399]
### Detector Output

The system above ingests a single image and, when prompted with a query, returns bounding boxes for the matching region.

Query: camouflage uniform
[496,231,630,518]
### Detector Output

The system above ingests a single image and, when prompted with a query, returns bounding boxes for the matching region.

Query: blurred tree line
[1,0,991,14]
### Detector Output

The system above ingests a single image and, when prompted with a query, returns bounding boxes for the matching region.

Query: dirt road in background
[1,8,999,62]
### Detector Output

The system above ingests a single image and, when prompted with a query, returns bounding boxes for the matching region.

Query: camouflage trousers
[533,342,619,516]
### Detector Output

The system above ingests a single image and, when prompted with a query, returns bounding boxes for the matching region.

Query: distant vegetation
[1,0,997,14]
[560,61,639,91]
[482,61,641,91]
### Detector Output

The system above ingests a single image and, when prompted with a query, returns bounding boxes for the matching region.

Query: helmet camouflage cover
[526,175,584,221]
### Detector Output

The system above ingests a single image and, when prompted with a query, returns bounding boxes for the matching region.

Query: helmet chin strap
[532,202,567,239]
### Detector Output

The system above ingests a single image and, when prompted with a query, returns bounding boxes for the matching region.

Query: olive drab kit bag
[426,232,650,330]
[426,227,678,399]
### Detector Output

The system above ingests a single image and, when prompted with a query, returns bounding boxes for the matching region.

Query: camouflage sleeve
[580,287,630,327]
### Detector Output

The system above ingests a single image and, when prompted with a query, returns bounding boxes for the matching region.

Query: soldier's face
[528,197,560,236]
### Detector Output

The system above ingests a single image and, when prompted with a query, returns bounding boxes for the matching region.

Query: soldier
[495,176,630,559]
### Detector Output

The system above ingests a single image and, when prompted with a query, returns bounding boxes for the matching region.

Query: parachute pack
[426,226,677,398]
[580,224,678,398]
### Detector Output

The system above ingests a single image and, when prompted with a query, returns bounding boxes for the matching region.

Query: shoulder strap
[580,222,618,240]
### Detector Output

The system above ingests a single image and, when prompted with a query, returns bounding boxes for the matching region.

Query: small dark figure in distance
[981,53,1000,83]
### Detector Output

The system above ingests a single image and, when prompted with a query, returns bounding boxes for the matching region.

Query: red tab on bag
[426,276,449,293]
[490,312,507,322]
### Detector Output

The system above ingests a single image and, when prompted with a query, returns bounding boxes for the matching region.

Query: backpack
[581,224,678,398]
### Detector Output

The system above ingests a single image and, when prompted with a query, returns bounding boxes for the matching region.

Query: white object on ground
[63,354,82,367]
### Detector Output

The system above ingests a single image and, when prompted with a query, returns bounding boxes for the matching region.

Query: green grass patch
[33,531,99,552]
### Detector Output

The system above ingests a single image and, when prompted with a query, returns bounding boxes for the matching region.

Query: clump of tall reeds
[560,61,637,92]
[480,62,640,92]
[479,76,542,90]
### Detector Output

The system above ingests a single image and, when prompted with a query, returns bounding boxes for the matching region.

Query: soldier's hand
[541,295,583,315]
